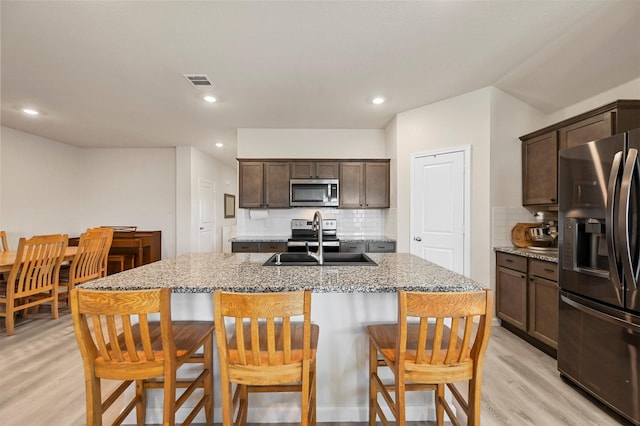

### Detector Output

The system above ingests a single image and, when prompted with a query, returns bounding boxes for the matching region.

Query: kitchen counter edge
[494,246,558,263]
[81,252,484,294]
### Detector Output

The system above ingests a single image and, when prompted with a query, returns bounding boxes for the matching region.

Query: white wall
[488,88,548,290]
[77,147,176,258]
[237,128,385,158]
[1,127,83,246]
[395,88,492,285]
[545,77,640,125]
[384,116,398,238]
[1,127,177,257]
[489,87,547,208]
[187,147,237,254]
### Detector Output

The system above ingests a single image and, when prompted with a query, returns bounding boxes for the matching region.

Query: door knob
[414,236,422,242]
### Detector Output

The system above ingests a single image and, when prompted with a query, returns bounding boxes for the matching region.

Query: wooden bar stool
[70,287,214,425]
[214,290,319,426]
[365,289,493,426]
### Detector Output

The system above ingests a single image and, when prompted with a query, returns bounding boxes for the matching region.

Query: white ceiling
[2,1,639,165]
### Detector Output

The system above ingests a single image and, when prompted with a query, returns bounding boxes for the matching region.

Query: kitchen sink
[263,252,377,266]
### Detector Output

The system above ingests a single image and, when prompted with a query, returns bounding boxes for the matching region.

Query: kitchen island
[81,252,486,423]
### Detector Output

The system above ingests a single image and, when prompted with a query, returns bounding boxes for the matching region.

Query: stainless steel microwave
[290,179,339,207]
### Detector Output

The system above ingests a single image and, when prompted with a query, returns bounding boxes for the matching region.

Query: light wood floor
[0,311,631,426]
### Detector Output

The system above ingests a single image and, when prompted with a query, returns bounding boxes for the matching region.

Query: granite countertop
[230,236,288,242]
[231,235,396,243]
[494,246,558,263]
[340,235,396,242]
[81,253,484,294]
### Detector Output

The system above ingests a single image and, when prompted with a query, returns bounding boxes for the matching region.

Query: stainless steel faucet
[306,210,324,265]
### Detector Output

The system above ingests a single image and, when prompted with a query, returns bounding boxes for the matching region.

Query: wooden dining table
[0,246,78,273]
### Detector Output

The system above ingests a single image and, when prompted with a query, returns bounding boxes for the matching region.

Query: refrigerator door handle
[561,295,640,333]
[620,148,640,291]
[607,150,624,288]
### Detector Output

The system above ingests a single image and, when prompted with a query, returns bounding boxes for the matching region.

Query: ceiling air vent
[183,74,214,88]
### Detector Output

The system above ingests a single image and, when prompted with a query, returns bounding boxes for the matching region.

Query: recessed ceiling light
[215,142,224,148]
[371,97,385,105]
[22,108,40,115]
[203,96,217,103]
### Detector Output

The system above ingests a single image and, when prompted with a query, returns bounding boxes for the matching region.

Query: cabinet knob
[414,236,422,242]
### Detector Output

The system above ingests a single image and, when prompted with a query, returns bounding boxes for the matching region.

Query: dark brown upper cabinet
[238,158,390,210]
[522,131,558,206]
[290,161,339,179]
[339,161,390,209]
[520,100,639,209]
[238,161,290,208]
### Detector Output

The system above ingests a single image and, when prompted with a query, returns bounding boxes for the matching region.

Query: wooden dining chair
[366,289,493,426]
[70,287,214,426]
[214,290,319,426]
[59,228,113,306]
[0,231,9,285]
[85,227,115,278]
[0,230,8,252]
[0,234,68,335]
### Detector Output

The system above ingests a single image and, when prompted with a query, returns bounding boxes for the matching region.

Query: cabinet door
[239,162,265,208]
[497,266,527,331]
[364,162,390,208]
[559,111,612,150]
[259,242,287,253]
[340,242,366,253]
[522,132,558,206]
[291,162,314,179]
[291,161,339,178]
[528,275,559,349]
[367,241,396,253]
[315,161,339,178]
[340,162,365,208]
[264,162,290,208]
[232,242,259,252]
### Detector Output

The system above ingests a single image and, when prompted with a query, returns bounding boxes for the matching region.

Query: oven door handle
[561,295,640,333]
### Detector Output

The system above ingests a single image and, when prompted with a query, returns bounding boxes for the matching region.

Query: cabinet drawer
[340,242,366,253]
[367,241,396,253]
[231,242,259,253]
[528,259,558,281]
[496,252,527,273]
[259,242,287,253]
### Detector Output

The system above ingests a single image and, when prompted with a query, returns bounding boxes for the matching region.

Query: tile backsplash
[492,206,537,247]
[237,207,388,237]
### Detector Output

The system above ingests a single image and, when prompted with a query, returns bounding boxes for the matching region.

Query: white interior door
[198,179,216,252]
[411,148,468,275]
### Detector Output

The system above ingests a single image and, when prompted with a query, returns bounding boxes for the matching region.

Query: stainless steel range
[287,218,339,252]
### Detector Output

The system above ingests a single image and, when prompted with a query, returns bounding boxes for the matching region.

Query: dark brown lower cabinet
[496,253,527,331]
[496,252,558,354]
[232,241,287,253]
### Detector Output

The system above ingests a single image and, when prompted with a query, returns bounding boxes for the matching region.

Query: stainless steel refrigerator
[558,128,640,425]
